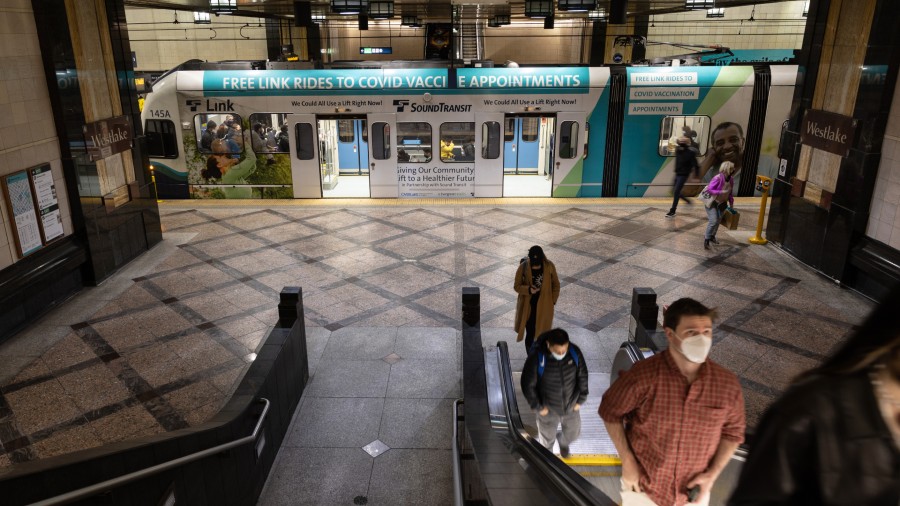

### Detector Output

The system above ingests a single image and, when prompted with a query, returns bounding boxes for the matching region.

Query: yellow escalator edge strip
[559,454,622,466]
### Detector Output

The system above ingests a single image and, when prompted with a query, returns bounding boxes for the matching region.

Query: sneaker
[665,211,676,218]
[559,445,570,458]
[710,237,720,245]
[704,239,710,250]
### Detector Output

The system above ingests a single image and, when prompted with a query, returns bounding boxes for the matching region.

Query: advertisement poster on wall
[2,170,43,257]
[29,164,64,243]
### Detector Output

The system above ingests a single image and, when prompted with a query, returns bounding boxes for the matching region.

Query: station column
[767,0,900,299]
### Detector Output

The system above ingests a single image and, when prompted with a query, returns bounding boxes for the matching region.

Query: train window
[504,118,515,142]
[371,122,391,160]
[361,119,368,143]
[295,123,315,160]
[145,119,177,158]
[397,122,432,163]
[658,115,710,156]
[194,114,244,155]
[482,121,501,159]
[559,121,579,159]
[249,113,290,153]
[439,122,475,162]
[337,120,355,143]
[521,117,539,142]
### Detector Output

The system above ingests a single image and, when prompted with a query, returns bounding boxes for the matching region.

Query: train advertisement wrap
[142,64,793,200]
[621,66,794,198]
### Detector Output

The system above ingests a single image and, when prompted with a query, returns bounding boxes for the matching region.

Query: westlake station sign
[800,108,857,157]
[83,115,133,161]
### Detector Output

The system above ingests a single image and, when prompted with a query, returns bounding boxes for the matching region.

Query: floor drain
[353,496,368,504]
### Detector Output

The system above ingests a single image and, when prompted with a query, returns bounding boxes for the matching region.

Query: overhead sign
[800,109,857,157]
[83,115,132,161]
[360,47,392,55]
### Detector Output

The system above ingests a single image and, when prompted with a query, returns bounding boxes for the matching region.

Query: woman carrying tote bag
[702,161,736,250]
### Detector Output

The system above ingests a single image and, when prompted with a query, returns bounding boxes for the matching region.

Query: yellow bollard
[149,165,163,203]
[749,175,772,245]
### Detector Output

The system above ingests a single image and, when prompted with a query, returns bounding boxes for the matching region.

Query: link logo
[186,99,235,112]
[393,99,410,112]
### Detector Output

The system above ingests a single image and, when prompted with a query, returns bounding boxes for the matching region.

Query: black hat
[528,245,545,266]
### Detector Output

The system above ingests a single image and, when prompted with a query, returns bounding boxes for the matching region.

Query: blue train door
[503,115,554,197]
[336,118,369,175]
[503,116,542,174]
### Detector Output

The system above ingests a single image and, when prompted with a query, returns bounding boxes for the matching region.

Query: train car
[141,61,795,200]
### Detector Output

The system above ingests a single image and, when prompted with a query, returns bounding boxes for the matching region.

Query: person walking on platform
[703,161,736,250]
[521,328,588,458]
[600,298,745,506]
[666,136,700,218]
[514,245,561,353]
[728,283,900,506]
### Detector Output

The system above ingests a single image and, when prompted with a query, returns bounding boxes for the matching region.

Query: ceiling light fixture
[558,0,597,12]
[525,0,553,18]
[209,0,237,14]
[706,7,724,18]
[684,0,714,10]
[802,1,809,17]
[587,8,607,21]
[368,1,394,19]
[193,11,211,24]
[331,0,367,15]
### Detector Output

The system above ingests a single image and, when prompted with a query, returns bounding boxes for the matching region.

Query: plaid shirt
[599,350,745,506]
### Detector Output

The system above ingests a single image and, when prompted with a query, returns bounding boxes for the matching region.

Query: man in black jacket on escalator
[521,328,589,458]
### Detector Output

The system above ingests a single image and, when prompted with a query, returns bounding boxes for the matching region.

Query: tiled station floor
[0,198,874,504]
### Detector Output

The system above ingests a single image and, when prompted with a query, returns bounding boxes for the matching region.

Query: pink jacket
[707,173,734,207]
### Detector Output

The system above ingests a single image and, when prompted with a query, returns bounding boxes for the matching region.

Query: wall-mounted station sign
[83,115,133,161]
[800,108,857,158]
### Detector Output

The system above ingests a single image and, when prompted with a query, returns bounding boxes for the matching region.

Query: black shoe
[710,237,720,245]
[665,211,676,218]
[559,445,570,458]
[704,239,710,250]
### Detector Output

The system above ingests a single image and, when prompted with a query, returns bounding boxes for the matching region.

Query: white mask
[677,333,712,363]
[551,351,567,361]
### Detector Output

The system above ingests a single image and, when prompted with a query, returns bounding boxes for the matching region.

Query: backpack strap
[537,348,579,378]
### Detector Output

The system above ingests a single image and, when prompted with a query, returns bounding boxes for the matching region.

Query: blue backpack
[535,347,580,378]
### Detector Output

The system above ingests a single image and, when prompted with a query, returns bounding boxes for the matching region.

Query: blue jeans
[705,203,722,240]
[670,174,690,212]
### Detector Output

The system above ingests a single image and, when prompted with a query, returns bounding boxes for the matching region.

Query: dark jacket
[728,371,900,506]
[521,343,589,416]
[674,144,700,177]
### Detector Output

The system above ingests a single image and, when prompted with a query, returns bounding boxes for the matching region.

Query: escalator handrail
[452,399,464,506]
[496,341,618,506]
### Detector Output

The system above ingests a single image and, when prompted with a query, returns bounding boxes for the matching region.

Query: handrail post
[452,399,464,506]
[630,287,666,351]
[278,286,302,324]
[462,287,480,327]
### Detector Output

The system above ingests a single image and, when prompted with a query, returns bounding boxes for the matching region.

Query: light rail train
[141,61,797,200]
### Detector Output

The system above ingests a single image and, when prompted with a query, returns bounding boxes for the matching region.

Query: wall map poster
[2,170,43,257]
[29,164,63,243]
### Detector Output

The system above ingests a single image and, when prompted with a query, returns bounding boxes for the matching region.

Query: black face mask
[530,257,542,268]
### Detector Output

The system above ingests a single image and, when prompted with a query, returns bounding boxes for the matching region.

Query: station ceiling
[122,0,797,23]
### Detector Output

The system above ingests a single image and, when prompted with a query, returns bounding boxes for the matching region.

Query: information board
[29,164,64,243]
[2,170,43,257]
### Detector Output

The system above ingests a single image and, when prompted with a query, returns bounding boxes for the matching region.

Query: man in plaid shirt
[599,298,745,506]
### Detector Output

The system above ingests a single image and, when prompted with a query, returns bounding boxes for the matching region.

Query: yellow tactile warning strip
[160,197,764,208]
[561,454,623,466]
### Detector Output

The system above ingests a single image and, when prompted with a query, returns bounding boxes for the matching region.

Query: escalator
[485,340,747,505]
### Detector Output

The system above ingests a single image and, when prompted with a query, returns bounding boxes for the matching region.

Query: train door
[368,113,398,198]
[503,114,554,197]
[552,112,585,197]
[475,113,504,197]
[317,117,370,198]
[287,113,321,198]
[336,118,370,175]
